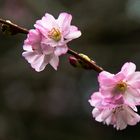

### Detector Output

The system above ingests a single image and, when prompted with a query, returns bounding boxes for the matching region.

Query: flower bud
[79,53,91,62]
[78,53,95,69]
[69,55,94,70]
[69,56,81,68]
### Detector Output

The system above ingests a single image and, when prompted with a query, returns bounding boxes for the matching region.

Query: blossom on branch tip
[89,62,140,130]
[22,12,81,71]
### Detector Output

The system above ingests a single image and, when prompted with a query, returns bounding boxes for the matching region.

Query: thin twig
[0,18,28,34]
[67,49,103,72]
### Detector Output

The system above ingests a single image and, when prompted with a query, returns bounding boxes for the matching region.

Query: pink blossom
[98,62,140,106]
[22,29,60,71]
[22,12,81,72]
[89,63,140,130]
[89,92,140,130]
[34,12,81,47]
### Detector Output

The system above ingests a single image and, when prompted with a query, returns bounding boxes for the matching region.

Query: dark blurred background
[0,0,140,140]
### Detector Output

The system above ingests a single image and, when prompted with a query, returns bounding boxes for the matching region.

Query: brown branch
[0,18,103,73]
[67,49,103,73]
[0,18,28,34]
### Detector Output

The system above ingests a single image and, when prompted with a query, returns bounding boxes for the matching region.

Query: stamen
[112,105,123,114]
[48,28,61,41]
[114,81,127,93]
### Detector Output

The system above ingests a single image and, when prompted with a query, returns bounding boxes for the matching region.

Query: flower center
[48,28,61,41]
[115,81,127,93]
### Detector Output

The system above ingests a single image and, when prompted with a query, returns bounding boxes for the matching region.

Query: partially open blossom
[98,62,140,106]
[34,12,81,47]
[22,29,60,71]
[89,92,140,130]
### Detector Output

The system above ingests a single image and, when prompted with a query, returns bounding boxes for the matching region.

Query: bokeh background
[0,0,140,140]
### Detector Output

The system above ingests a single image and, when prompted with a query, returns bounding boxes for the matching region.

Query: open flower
[89,62,140,130]
[89,92,140,130]
[22,29,60,71]
[98,62,140,106]
[34,12,81,47]
[22,12,81,72]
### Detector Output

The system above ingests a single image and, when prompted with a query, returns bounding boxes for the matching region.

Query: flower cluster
[89,62,140,130]
[22,12,81,72]
[20,12,140,130]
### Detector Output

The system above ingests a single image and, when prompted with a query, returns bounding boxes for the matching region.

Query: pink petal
[41,36,65,47]
[113,72,125,82]
[92,108,102,118]
[45,13,58,27]
[98,71,115,86]
[127,86,140,97]
[100,86,114,98]
[41,37,54,46]
[65,30,81,40]
[27,29,41,43]
[41,44,54,55]
[124,87,140,105]
[49,55,59,70]
[34,13,57,38]
[89,92,103,107]
[93,109,104,122]
[127,72,140,88]
[22,51,38,63]
[101,109,113,121]
[34,22,49,37]
[24,29,42,52]
[121,62,136,76]
[130,105,138,112]
[24,29,41,49]
[35,13,56,30]
[105,115,113,125]
[103,95,124,105]
[124,93,136,106]
[22,52,51,72]
[31,55,47,72]
[54,45,68,56]
[128,114,140,125]
[57,12,72,34]
[115,112,127,130]
[125,107,140,125]
[69,26,78,32]
[23,45,32,51]
[64,25,81,40]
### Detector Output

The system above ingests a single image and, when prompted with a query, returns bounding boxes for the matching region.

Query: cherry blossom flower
[98,62,140,106]
[89,62,140,130]
[34,12,81,47]
[22,29,60,71]
[89,92,140,130]
[22,12,81,72]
